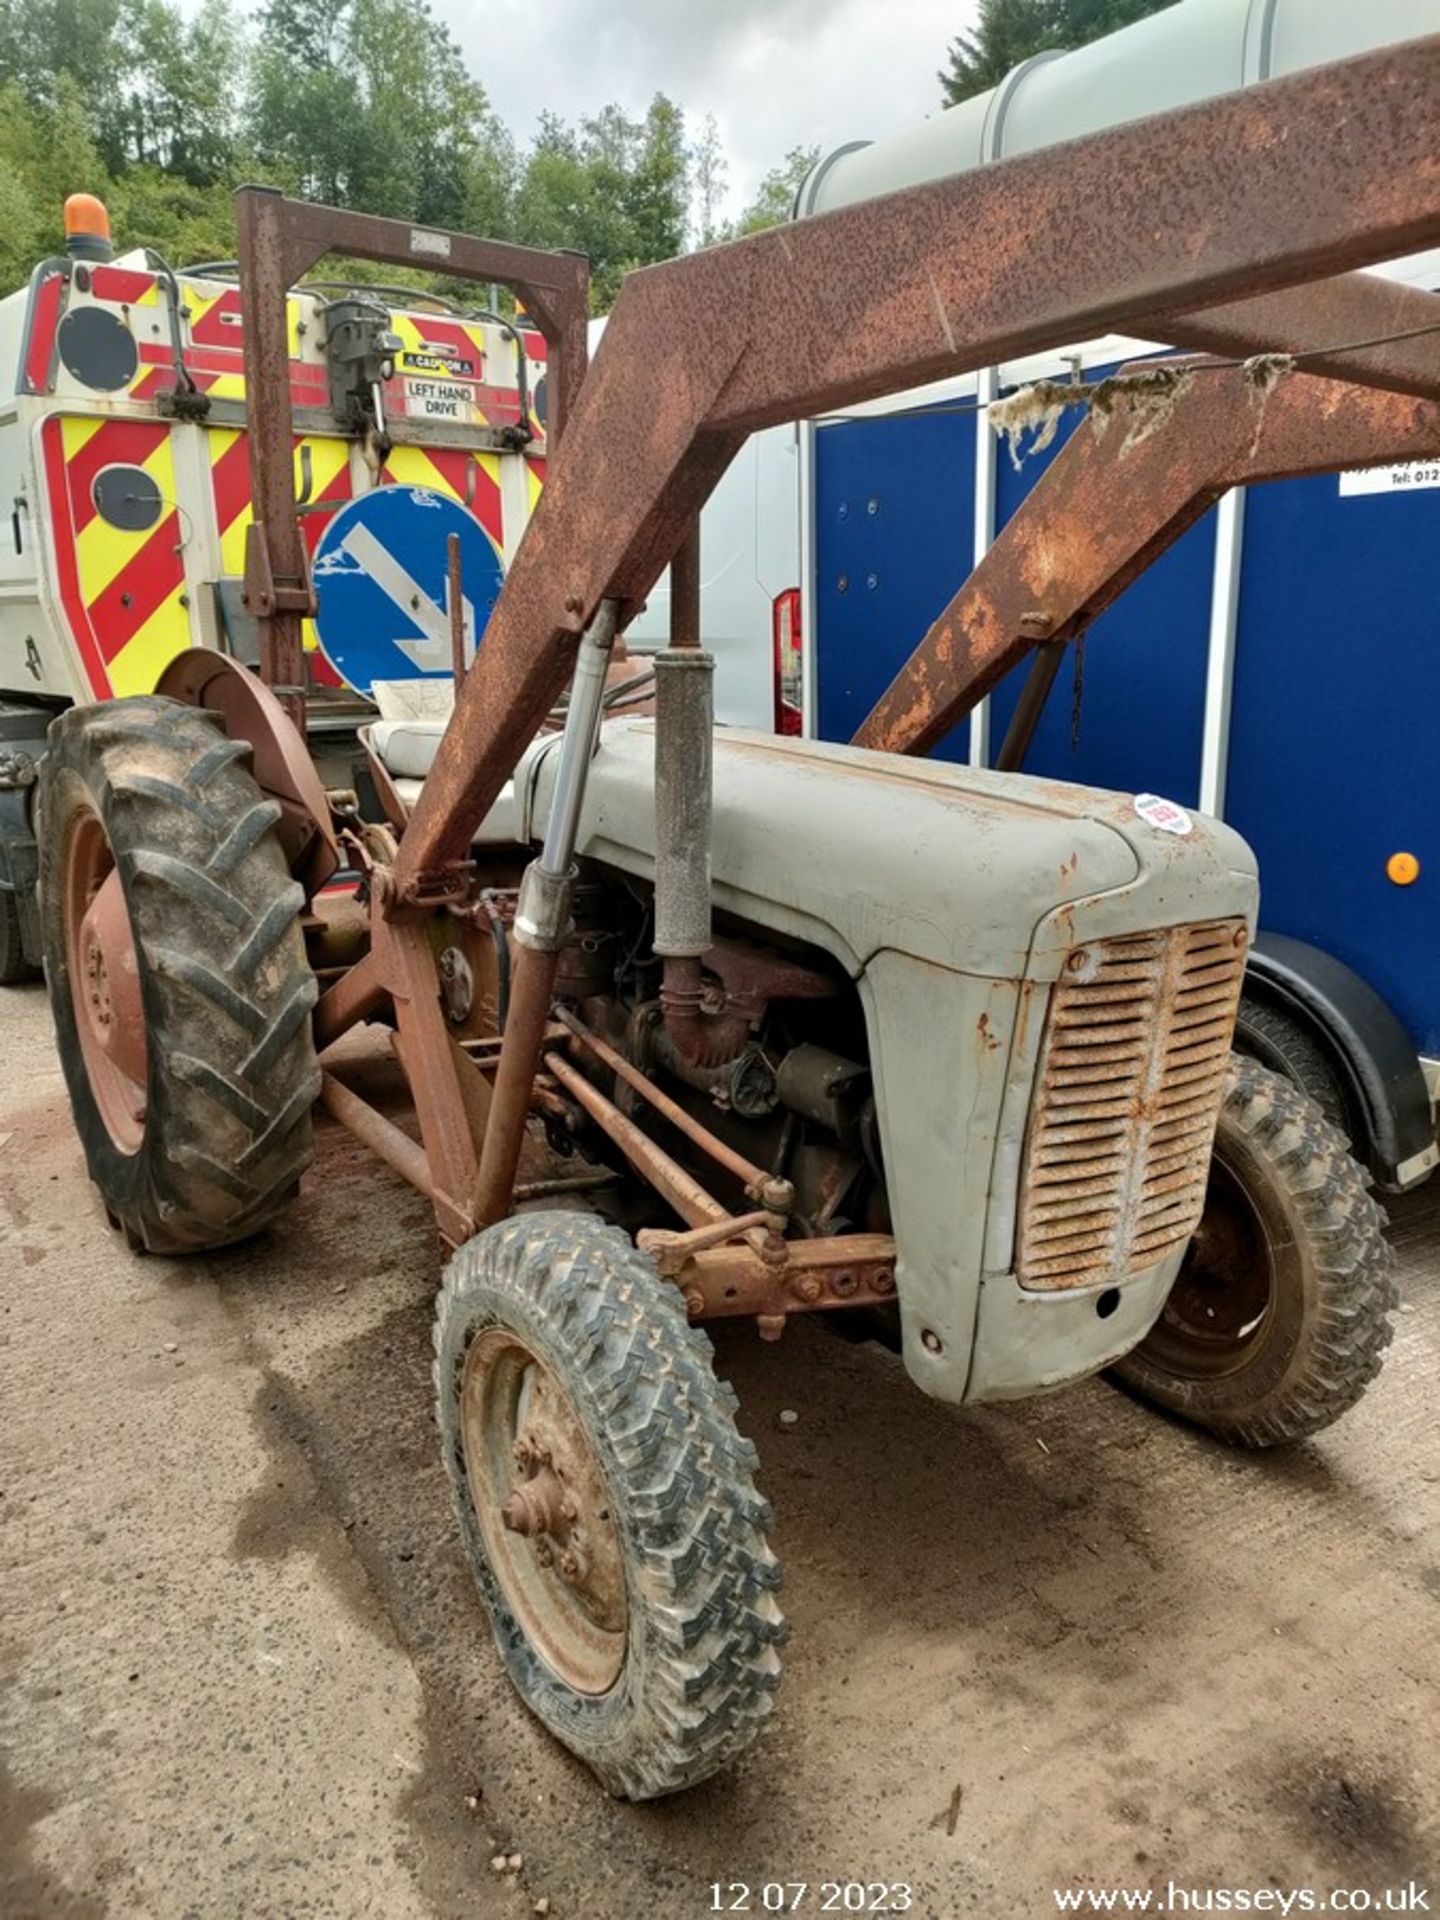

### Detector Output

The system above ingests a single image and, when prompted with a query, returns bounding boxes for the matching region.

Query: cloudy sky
[434,0,979,219]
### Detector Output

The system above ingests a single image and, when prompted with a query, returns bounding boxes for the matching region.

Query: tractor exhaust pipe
[654,527,715,1063]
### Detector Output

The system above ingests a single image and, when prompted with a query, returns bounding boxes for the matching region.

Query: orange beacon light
[63,193,114,262]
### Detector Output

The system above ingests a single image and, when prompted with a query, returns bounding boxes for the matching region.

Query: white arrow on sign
[340,521,475,673]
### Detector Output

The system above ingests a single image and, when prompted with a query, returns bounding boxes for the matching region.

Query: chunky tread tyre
[40,695,318,1252]
[0,883,39,986]
[1111,1056,1397,1448]
[435,1210,785,1800]
[1233,997,1350,1136]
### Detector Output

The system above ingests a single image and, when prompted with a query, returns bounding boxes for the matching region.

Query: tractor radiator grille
[1016,920,1247,1292]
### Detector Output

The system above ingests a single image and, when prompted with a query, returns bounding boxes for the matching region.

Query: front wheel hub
[463,1329,627,1694]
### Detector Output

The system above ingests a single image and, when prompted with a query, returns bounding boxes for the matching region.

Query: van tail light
[772,587,802,735]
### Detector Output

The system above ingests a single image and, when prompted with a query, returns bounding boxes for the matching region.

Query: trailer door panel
[1226,468,1440,1054]
[984,371,1214,807]
[813,406,975,760]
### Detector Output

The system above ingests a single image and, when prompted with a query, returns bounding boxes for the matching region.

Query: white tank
[799,0,1440,217]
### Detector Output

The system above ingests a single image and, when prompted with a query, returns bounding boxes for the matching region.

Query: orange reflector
[1386,851,1420,886]
[64,193,111,243]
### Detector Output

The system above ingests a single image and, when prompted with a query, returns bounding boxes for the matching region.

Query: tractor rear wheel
[435,1210,785,1799]
[39,696,319,1253]
[1109,1056,1397,1447]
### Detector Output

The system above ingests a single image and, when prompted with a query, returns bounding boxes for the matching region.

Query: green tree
[690,113,727,248]
[733,146,818,236]
[0,0,126,122]
[250,0,367,204]
[0,0,815,313]
[625,95,689,266]
[939,0,1177,105]
[249,0,513,231]
[109,0,246,183]
[514,93,690,309]
[0,85,65,287]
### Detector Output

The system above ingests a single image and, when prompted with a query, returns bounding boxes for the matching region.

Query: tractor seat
[366,718,450,780]
[363,717,519,844]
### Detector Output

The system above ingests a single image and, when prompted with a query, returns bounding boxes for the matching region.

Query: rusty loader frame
[233,38,1440,1328]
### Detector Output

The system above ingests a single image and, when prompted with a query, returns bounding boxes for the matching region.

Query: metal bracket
[240,521,316,619]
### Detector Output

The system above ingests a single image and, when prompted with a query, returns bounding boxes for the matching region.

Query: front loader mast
[231,36,1440,1316]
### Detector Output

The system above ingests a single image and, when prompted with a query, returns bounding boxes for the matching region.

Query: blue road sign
[312,484,505,697]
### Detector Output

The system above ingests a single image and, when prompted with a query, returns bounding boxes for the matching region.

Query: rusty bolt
[683,1288,705,1318]
[1066,948,1089,973]
[1019,611,1055,638]
[830,1270,859,1298]
[759,1231,789,1269]
[792,1274,823,1305]
[559,1496,578,1523]
[501,1491,534,1534]
[921,1328,943,1354]
[558,1550,579,1580]
[1232,926,1248,950]
[872,1270,895,1295]
[757,1314,786,1343]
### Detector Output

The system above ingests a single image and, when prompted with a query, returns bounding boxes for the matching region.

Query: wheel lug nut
[560,1496,578,1523]
[559,1550,579,1580]
[501,1491,532,1533]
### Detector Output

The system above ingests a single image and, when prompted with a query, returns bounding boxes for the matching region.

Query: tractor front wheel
[1110,1056,1397,1447]
[435,1211,785,1799]
[39,696,319,1253]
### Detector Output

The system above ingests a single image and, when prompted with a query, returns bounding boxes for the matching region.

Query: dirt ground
[2,977,1437,1920]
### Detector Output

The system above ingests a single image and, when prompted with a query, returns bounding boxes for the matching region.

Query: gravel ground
[2,978,1436,1919]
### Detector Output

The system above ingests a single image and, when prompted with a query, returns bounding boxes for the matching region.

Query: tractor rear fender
[1242,932,1436,1191]
[154,651,339,896]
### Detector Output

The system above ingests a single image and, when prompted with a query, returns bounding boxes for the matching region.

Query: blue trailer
[794,0,1440,1192]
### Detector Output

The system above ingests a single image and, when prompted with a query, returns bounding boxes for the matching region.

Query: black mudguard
[1243,932,1435,1191]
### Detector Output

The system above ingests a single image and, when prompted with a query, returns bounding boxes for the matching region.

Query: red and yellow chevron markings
[389,312,533,433]
[131,289,322,407]
[379,444,506,554]
[20,268,67,394]
[208,427,352,687]
[88,265,160,309]
[42,416,193,698]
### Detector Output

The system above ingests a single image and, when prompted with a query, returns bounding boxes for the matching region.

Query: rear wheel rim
[461,1327,627,1695]
[62,805,148,1154]
[1140,1156,1276,1380]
